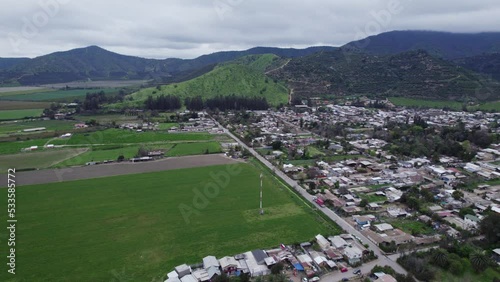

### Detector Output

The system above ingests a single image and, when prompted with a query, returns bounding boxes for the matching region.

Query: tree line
[185,95,269,111]
[144,94,182,111]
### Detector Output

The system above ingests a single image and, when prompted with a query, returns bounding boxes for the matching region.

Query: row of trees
[144,95,182,111]
[185,95,270,111]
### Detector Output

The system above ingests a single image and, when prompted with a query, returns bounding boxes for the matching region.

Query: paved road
[215,120,408,279]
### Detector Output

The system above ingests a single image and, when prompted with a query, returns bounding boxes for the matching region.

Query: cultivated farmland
[0,163,337,282]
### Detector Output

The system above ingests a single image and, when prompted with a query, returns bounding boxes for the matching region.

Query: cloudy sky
[1,0,499,59]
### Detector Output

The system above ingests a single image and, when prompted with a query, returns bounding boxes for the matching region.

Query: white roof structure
[326,260,337,268]
[165,278,181,282]
[167,271,179,278]
[180,274,198,282]
[219,256,239,269]
[343,246,363,259]
[329,236,349,249]
[203,256,220,269]
[374,223,394,232]
[296,254,313,264]
[244,251,270,277]
[315,234,330,249]
[191,269,210,282]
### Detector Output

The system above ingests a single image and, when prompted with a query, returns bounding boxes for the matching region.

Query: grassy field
[165,142,221,157]
[130,63,289,106]
[0,120,77,137]
[0,148,87,171]
[358,193,386,203]
[0,138,53,155]
[0,88,118,101]
[389,97,500,112]
[0,163,335,281]
[53,144,176,168]
[388,219,434,235]
[389,97,464,110]
[306,146,326,158]
[0,109,44,120]
[433,260,500,282]
[0,101,51,110]
[324,154,362,162]
[50,129,217,146]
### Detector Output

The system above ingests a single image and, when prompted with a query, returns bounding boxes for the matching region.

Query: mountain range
[1,30,500,102]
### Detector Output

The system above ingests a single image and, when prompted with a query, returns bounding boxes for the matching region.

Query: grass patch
[286,159,317,166]
[0,101,51,110]
[358,193,386,203]
[433,259,500,282]
[50,129,216,146]
[0,120,77,137]
[0,148,87,171]
[389,97,463,110]
[388,219,434,235]
[0,88,118,101]
[158,123,179,130]
[0,163,332,281]
[324,154,362,162]
[306,146,325,158]
[166,142,221,157]
[0,109,44,120]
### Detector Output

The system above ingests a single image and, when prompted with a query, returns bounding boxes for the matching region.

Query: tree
[479,213,500,245]
[431,249,449,269]
[117,155,125,162]
[458,206,475,218]
[359,199,368,208]
[469,251,490,273]
[452,190,464,201]
[271,141,282,150]
[270,262,284,275]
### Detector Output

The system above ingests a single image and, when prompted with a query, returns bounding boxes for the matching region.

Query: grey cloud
[0,0,499,59]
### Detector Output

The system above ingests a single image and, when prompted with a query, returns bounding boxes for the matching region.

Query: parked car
[341,278,349,282]
[341,267,348,273]
[302,278,308,282]
[353,269,361,275]
[309,277,320,282]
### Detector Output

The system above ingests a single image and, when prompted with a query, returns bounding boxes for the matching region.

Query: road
[214,119,408,279]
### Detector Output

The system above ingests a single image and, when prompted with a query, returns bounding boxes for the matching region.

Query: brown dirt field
[0,154,241,187]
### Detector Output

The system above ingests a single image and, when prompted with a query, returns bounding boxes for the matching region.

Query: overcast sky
[1,0,499,59]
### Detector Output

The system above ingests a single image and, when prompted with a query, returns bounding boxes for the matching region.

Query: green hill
[268,49,500,101]
[130,58,289,106]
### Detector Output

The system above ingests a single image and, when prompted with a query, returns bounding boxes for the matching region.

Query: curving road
[215,119,408,278]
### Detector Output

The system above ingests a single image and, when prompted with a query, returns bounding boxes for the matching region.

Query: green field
[358,193,386,203]
[389,97,500,112]
[0,148,87,171]
[389,97,464,110]
[53,144,177,168]
[166,142,221,157]
[0,120,77,137]
[50,129,217,146]
[0,88,118,101]
[388,219,434,235]
[0,101,51,110]
[0,138,52,155]
[130,63,289,106]
[0,109,44,120]
[0,163,336,281]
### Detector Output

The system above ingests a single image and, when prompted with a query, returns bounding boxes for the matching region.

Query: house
[203,256,220,269]
[180,274,198,282]
[219,256,239,272]
[244,251,270,277]
[175,264,192,278]
[373,223,394,232]
[492,248,500,265]
[464,214,480,230]
[374,273,397,282]
[342,246,363,265]
[315,234,330,250]
[329,236,349,249]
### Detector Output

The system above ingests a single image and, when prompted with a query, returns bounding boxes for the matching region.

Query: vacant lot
[388,219,434,235]
[0,109,44,120]
[0,162,334,281]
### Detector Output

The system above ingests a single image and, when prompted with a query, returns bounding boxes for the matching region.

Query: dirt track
[0,154,240,187]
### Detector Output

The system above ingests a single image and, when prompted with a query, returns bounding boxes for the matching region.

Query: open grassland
[0,120,76,137]
[130,64,289,106]
[388,219,434,235]
[0,109,43,120]
[52,144,176,168]
[0,163,336,282]
[389,97,464,110]
[0,138,52,155]
[389,97,500,112]
[0,148,87,171]
[0,100,51,110]
[166,142,222,157]
[50,129,218,146]
[0,88,118,101]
